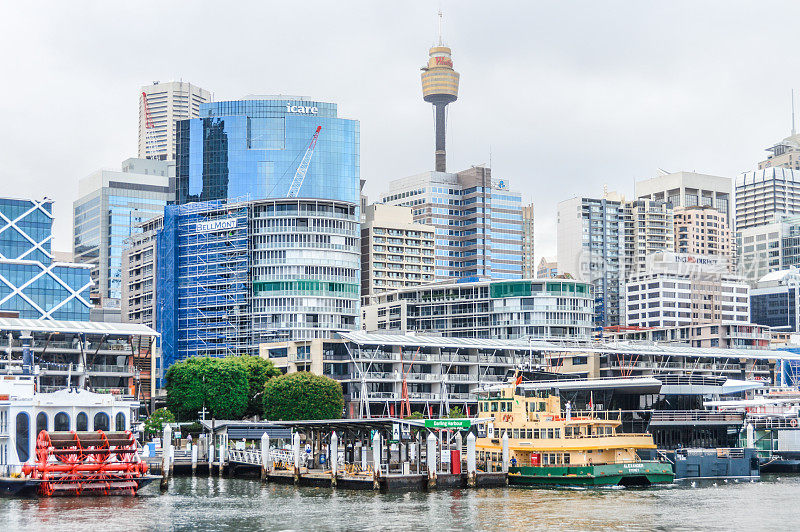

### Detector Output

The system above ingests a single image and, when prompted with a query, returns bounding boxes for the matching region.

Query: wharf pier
[146,417,508,492]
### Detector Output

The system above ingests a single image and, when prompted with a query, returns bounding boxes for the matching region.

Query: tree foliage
[143,408,175,436]
[448,406,465,418]
[165,357,250,421]
[263,372,344,421]
[227,355,281,417]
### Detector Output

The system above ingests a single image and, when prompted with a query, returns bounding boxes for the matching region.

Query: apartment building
[362,279,595,341]
[736,167,800,231]
[674,205,734,270]
[522,203,535,278]
[120,216,163,328]
[636,171,731,227]
[360,204,435,305]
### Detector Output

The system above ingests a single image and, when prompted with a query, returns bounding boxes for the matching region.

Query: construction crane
[286,126,322,198]
[141,91,159,160]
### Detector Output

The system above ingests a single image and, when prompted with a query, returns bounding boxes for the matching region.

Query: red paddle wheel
[22,430,149,496]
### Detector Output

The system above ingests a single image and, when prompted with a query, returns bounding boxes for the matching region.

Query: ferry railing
[650,411,744,423]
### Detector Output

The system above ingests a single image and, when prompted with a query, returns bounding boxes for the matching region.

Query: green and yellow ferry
[476,380,674,487]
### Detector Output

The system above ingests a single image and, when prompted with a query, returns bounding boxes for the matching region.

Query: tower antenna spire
[792,88,796,136]
[438,9,443,45]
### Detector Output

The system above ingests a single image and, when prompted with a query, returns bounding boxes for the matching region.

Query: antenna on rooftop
[438,9,443,45]
[792,89,796,136]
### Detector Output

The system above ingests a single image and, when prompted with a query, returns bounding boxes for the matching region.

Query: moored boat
[475,379,674,486]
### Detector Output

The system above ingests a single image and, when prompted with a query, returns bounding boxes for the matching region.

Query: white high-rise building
[636,171,732,227]
[735,167,800,231]
[138,81,212,161]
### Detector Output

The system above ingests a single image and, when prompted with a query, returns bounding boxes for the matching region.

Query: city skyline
[3,2,800,264]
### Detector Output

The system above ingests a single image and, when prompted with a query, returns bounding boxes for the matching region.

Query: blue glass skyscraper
[175,97,360,205]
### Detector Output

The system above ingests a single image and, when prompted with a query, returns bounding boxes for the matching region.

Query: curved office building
[175,97,360,205]
[157,197,360,368]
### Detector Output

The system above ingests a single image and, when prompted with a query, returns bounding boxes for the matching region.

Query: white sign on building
[195,218,238,233]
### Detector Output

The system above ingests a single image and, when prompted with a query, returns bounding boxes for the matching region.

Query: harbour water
[1,475,796,531]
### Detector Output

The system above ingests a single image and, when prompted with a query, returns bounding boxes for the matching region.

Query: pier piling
[330,431,338,487]
[501,432,509,477]
[293,432,301,484]
[466,432,477,487]
[261,432,270,481]
[160,424,172,491]
[191,444,198,475]
[372,431,381,490]
[426,432,437,490]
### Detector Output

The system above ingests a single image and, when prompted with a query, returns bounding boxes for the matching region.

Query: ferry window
[76,412,88,431]
[554,429,560,439]
[94,412,110,431]
[116,412,126,431]
[537,402,546,412]
[547,429,554,439]
[565,427,572,437]
[54,412,70,431]
[36,412,48,435]
[513,429,520,439]
[563,453,570,465]
[491,402,498,412]
[531,429,537,439]
[15,412,30,463]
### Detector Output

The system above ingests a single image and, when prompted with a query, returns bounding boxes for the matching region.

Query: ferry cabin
[0,376,138,474]
[476,384,654,468]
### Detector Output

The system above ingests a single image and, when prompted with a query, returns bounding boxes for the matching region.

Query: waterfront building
[156,197,360,370]
[175,97,359,205]
[758,132,800,170]
[750,269,800,333]
[73,159,170,309]
[0,317,159,407]
[380,166,523,281]
[522,203,535,278]
[625,251,750,329]
[735,167,800,231]
[138,81,212,161]
[674,205,734,270]
[536,257,558,279]
[362,279,595,341]
[360,204,435,305]
[737,214,800,283]
[557,195,625,328]
[636,171,732,227]
[420,23,460,172]
[0,198,91,320]
[602,323,771,349]
[259,331,796,418]
[120,216,163,328]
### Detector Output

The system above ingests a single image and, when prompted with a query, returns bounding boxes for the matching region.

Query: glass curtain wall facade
[175,98,360,205]
[380,166,523,281]
[73,161,170,308]
[0,198,91,320]
[156,198,360,370]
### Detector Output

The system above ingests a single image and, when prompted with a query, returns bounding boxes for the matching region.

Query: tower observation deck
[421,15,460,172]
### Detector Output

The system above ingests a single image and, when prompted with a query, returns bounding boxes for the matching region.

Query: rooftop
[0,317,159,337]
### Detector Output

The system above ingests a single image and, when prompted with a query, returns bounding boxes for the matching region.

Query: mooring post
[426,431,437,490]
[361,438,368,472]
[501,431,509,480]
[372,431,381,490]
[208,436,215,473]
[293,432,301,484]
[330,431,339,487]
[260,432,270,481]
[191,444,198,475]
[454,431,463,476]
[466,432,477,487]
[217,438,224,477]
[160,423,172,491]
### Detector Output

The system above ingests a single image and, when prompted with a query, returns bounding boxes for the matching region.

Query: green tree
[166,357,249,420]
[228,355,281,417]
[263,372,344,421]
[143,408,175,436]
[448,406,464,418]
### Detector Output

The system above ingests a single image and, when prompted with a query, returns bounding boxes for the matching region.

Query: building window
[54,412,70,431]
[76,412,88,431]
[93,412,110,432]
[115,412,126,432]
[15,413,30,462]
[36,412,48,435]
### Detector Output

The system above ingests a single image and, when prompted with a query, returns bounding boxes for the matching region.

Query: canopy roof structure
[0,317,159,337]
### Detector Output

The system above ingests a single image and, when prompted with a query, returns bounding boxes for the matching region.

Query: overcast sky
[2,1,798,261]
